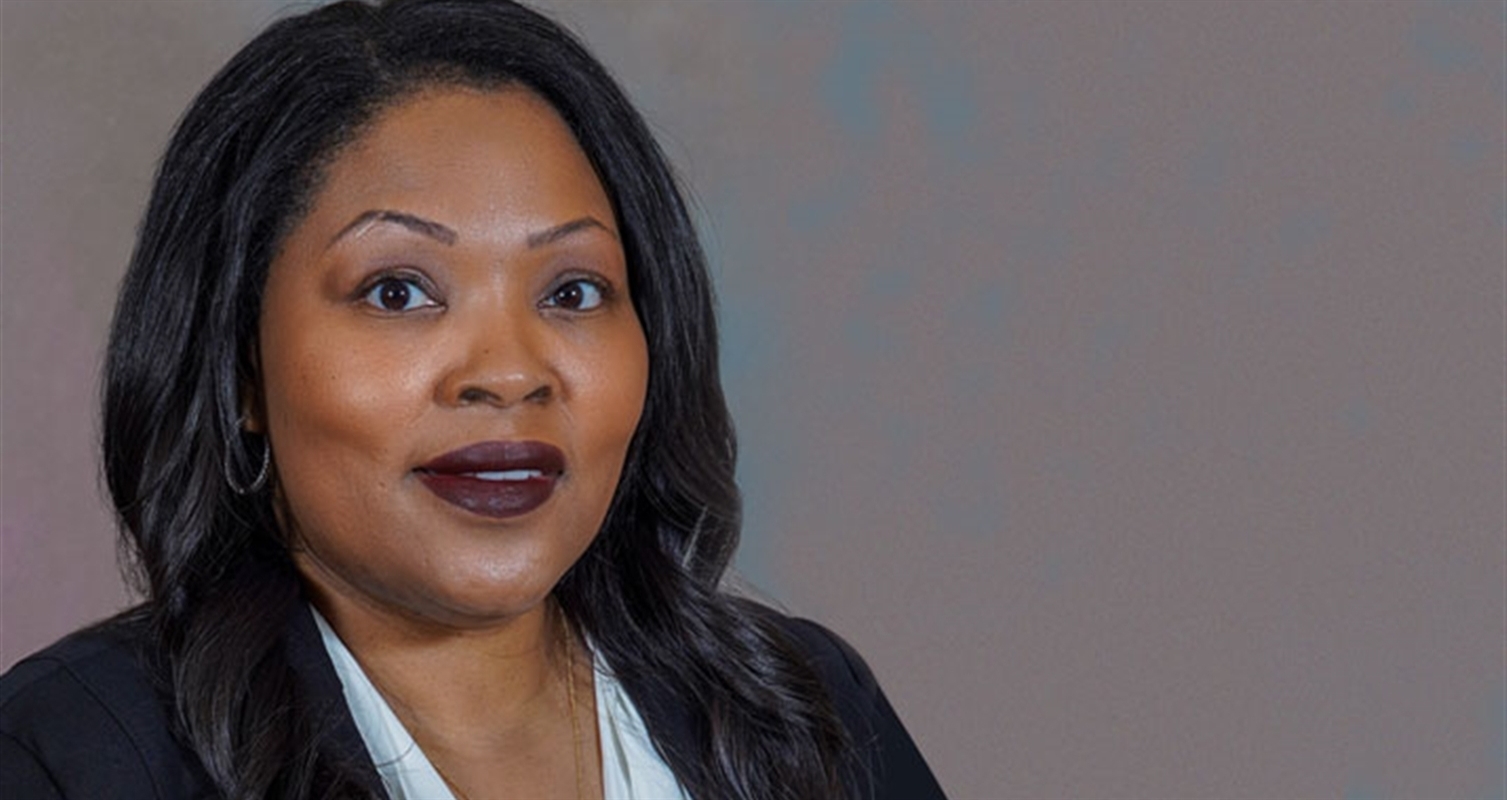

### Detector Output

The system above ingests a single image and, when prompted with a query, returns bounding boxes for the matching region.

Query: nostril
[453,381,553,407]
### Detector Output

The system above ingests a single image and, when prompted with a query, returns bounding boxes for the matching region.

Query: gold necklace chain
[423,606,587,800]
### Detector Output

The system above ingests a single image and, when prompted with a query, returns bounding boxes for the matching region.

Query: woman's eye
[546,279,606,311]
[361,277,437,312]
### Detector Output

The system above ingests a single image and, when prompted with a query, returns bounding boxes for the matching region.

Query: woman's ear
[239,340,266,433]
[241,391,266,433]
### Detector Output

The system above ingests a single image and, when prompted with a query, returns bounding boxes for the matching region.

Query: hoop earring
[225,426,270,495]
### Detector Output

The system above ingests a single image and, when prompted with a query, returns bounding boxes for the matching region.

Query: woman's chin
[418,587,558,630]
[296,550,560,634]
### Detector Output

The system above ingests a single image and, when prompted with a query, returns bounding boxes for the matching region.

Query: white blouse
[312,609,689,800]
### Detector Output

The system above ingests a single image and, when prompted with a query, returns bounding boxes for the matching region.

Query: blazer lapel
[283,602,392,799]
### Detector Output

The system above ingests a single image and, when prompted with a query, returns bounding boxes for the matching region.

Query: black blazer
[1,605,945,799]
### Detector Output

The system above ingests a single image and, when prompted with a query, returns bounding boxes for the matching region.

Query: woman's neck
[296,558,603,799]
[308,585,568,745]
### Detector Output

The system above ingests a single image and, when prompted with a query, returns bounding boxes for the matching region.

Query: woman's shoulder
[1,610,156,731]
[754,608,885,698]
[744,603,950,800]
[0,609,213,799]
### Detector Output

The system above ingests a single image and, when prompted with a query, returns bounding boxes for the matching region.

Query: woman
[0,1,945,798]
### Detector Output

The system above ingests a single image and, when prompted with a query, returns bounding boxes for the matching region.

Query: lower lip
[417,473,558,519]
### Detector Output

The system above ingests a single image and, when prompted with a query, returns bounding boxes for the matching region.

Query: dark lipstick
[416,441,565,519]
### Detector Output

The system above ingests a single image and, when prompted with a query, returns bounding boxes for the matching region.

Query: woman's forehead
[294,87,618,250]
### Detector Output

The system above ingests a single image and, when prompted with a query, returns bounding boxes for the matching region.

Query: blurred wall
[2,1,1503,798]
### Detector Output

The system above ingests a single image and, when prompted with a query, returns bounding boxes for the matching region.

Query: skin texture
[251,86,645,798]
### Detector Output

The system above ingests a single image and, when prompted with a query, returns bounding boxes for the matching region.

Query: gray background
[2,1,1503,798]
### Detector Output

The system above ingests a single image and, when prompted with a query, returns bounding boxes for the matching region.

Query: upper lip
[417,440,566,475]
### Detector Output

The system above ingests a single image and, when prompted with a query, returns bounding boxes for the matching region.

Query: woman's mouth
[415,441,565,519]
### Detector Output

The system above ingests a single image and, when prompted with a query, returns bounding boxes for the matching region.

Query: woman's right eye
[361,277,438,312]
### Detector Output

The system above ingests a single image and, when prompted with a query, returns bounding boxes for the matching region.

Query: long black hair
[102,1,852,797]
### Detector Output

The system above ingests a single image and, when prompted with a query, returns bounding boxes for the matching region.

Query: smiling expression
[252,87,649,628]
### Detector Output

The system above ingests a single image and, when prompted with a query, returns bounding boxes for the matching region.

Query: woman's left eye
[545,279,606,311]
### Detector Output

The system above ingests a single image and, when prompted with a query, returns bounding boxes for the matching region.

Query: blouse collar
[310,606,687,800]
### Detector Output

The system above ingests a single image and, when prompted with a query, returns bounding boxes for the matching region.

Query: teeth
[469,469,544,481]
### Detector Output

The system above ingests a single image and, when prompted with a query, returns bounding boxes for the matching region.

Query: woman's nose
[436,309,558,409]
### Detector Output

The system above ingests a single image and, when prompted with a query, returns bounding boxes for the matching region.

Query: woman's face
[254,87,648,628]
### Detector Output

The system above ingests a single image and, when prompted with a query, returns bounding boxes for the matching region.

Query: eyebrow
[327,211,615,250]
[329,210,457,248]
[526,216,616,249]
